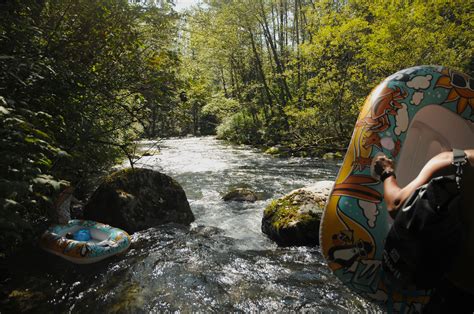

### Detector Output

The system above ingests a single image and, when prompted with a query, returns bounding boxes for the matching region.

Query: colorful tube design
[320,65,474,312]
[40,219,131,264]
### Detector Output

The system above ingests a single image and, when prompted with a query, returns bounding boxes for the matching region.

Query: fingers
[375,155,390,162]
[373,154,395,177]
[375,155,393,164]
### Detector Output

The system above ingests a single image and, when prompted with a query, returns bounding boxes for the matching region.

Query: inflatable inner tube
[40,219,131,264]
[320,65,474,312]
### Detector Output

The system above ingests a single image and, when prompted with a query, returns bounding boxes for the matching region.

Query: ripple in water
[2,137,381,312]
[134,136,340,250]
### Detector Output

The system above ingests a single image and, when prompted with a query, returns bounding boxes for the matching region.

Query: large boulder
[222,188,258,202]
[261,181,334,246]
[83,168,194,233]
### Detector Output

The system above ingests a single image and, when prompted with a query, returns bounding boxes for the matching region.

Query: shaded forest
[0,0,472,257]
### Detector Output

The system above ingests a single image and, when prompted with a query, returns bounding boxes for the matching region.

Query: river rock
[222,188,258,202]
[83,168,194,233]
[264,145,291,157]
[265,146,280,155]
[322,152,343,160]
[261,181,334,246]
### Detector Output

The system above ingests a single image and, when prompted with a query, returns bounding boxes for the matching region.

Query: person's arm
[375,149,474,218]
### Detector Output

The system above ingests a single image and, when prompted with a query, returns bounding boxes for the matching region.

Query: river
[2,136,381,312]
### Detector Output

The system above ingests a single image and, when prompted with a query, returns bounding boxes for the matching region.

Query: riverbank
[213,134,346,159]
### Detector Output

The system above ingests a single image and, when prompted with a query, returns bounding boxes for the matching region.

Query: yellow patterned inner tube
[319,65,474,312]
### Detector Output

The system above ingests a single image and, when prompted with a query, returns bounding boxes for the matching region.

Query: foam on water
[133,136,340,250]
[3,136,382,313]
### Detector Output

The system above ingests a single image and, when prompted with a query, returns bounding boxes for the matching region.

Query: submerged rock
[83,168,194,233]
[222,188,258,202]
[261,181,334,246]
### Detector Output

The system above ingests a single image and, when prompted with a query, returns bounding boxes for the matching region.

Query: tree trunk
[258,0,292,103]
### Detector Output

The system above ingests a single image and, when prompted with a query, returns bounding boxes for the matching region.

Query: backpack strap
[452,148,467,189]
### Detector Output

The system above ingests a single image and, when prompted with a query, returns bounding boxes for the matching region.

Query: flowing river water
[2,136,381,312]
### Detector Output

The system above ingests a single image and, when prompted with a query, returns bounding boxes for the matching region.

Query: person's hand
[373,155,395,177]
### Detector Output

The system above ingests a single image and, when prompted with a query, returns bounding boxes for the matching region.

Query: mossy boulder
[222,188,258,202]
[264,145,291,157]
[83,168,194,233]
[261,181,334,246]
[322,152,343,160]
[265,146,280,155]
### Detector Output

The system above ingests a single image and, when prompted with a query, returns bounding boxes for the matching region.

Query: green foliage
[217,112,263,144]
[0,0,180,258]
[202,93,240,122]
[359,0,472,79]
[0,97,67,257]
[182,0,472,151]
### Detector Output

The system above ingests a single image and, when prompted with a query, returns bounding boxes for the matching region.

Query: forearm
[381,151,452,214]
[383,175,427,218]
[379,149,474,218]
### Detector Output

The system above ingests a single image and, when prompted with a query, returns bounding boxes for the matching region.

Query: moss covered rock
[265,146,280,155]
[322,152,343,160]
[261,181,334,246]
[222,188,258,202]
[83,168,194,233]
[264,145,291,157]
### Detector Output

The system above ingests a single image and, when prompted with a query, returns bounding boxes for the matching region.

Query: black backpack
[382,149,468,290]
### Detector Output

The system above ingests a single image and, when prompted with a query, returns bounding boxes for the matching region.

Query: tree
[180,0,472,152]
[0,0,181,257]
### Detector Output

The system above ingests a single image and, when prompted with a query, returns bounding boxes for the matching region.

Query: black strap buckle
[452,148,467,189]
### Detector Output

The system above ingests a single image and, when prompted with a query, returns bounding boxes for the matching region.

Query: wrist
[380,169,396,182]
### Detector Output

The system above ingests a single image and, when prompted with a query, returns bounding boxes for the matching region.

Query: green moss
[265,147,280,155]
[105,167,137,184]
[264,195,318,231]
[322,151,343,160]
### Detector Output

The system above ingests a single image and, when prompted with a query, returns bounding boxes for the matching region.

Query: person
[373,149,474,313]
[54,186,77,224]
